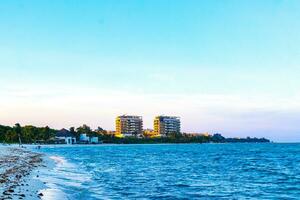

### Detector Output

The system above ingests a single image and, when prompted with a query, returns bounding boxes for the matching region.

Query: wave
[49,156,66,164]
[38,155,93,199]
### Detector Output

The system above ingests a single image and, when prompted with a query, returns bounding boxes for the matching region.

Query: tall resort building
[154,116,181,137]
[115,115,143,137]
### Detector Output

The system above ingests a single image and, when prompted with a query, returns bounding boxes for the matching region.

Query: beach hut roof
[56,129,75,137]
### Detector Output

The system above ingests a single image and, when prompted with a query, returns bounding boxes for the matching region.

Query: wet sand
[0,146,46,200]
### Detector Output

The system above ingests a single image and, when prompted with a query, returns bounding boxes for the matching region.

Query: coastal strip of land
[0,146,45,200]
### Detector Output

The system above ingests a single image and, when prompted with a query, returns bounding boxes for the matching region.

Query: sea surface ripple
[36,143,300,199]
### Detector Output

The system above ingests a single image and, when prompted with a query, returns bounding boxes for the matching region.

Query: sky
[0,0,300,142]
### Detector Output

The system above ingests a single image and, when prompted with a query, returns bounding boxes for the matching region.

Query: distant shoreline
[0,124,270,145]
[1,140,271,146]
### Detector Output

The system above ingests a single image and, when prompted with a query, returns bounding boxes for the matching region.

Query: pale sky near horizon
[1,0,300,142]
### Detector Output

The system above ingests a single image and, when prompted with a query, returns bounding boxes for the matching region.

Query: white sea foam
[49,156,68,166]
[36,154,93,199]
[49,155,76,168]
[40,188,68,200]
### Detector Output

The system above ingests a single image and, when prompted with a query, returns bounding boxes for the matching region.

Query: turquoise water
[36,144,300,199]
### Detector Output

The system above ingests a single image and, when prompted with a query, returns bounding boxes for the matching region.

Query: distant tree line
[0,124,56,144]
[0,124,106,144]
[0,123,270,144]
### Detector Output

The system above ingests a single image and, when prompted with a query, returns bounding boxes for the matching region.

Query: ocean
[34,143,300,199]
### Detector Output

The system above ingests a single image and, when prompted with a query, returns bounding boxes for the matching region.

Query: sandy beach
[0,145,46,200]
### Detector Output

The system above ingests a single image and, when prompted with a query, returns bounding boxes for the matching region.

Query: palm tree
[14,123,22,146]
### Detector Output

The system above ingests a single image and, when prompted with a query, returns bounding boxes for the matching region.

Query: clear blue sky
[1,0,300,141]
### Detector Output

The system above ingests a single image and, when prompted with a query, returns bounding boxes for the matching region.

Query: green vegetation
[100,133,212,144]
[0,124,270,144]
[0,124,57,144]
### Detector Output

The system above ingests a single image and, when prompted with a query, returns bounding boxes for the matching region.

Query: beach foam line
[39,188,68,200]
[49,155,77,169]
[49,156,66,165]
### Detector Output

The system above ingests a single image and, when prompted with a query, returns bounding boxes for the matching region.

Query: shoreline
[0,145,48,200]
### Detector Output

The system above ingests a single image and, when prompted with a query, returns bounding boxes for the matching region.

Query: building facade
[79,133,90,142]
[116,115,143,137]
[55,129,76,144]
[154,116,181,136]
